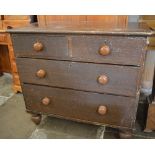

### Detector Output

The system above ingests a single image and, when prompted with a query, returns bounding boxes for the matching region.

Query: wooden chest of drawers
[8,22,153,138]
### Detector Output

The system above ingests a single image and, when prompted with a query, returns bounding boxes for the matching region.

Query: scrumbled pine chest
[8,22,153,137]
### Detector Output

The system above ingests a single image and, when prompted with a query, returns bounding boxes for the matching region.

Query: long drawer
[23,84,138,128]
[17,58,140,97]
[12,34,146,66]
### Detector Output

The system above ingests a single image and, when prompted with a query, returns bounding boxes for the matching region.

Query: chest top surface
[7,21,153,36]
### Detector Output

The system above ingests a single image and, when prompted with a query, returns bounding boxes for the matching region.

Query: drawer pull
[41,97,50,106]
[99,45,110,56]
[33,41,43,52]
[97,75,109,85]
[98,105,107,115]
[36,69,46,78]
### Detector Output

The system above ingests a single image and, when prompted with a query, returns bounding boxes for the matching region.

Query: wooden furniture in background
[0,15,30,93]
[9,21,152,138]
[140,16,155,132]
[37,15,128,27]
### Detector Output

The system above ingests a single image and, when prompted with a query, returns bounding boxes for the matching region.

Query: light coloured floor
[0,73,155,139]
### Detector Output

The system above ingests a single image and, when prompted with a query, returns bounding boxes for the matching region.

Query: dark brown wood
[71,35,146,66]
[23,84,138,129]
[17,58,141,97]
[12,34,146,66]
[9,21,150,133]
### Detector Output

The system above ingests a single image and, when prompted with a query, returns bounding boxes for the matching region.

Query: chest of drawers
[8,22,153,138]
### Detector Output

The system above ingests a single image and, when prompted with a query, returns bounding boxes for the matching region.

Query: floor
[0,73,155,139]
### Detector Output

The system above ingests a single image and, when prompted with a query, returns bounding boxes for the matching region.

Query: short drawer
[23,84,138,129]
[17,58,140,97]
[71,36,146,66]
[12,34,69,59]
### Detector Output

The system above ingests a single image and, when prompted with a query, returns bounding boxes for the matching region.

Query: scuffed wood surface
[23,83,138,129]
[17,58,140,97]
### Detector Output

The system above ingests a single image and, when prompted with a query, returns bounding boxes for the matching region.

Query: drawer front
[17,58,140,97]
[23,84,138,128]
[71,36,146,66]
[12,34,69,59]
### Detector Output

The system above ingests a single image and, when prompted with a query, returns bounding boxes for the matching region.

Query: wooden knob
[98,105,107,115]
[98,75,109,85]
[41,97,50,106]
[99,45,110,56]
[36,69,46,78]
[33,42,43,52]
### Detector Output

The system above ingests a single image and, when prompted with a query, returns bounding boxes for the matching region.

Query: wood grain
[37,15,128,27]
[3,15,30,20]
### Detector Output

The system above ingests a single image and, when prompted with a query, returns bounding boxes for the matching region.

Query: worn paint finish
[9,21,151,131]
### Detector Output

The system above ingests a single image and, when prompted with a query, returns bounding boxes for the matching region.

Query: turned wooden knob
[99,45,110,56]
[98,105,107,115]
[33,42,43,51]
[36,69,46,78]
[97,75,109,85]
[41,97,50,106]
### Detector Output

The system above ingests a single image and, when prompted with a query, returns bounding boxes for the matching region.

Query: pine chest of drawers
[8,22,153,137]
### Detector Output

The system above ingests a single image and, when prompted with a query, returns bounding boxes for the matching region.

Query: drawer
[71,36,146,66]
[17,58,141,97]
[12,34,69,59]
[23,84,138,129]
